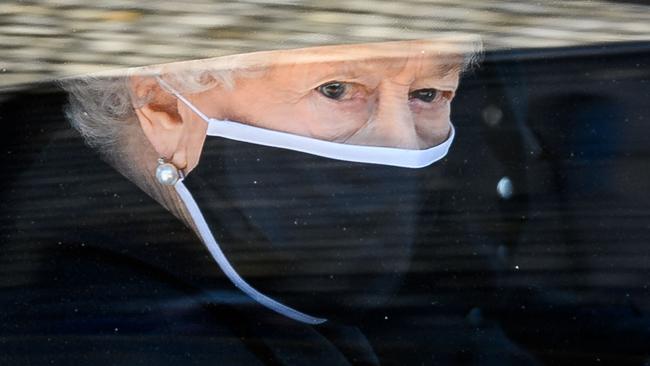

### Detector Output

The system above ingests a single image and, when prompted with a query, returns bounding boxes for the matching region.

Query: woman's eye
[409,88,440,103]
[317,82,348,100]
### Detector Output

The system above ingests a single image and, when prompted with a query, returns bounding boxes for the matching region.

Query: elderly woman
[0,37,554,366]
[61,38,481,327]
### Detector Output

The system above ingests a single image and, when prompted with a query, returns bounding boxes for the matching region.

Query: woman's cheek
[413,101,452,147]
[303,95,372,141]
[411,98,450,123]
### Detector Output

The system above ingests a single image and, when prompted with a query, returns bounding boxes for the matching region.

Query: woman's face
[135,39,469,172]
[189,40,464,150]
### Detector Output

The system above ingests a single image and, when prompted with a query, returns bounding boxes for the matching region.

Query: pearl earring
[155,157,183,185]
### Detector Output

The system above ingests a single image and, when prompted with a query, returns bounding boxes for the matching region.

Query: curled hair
[60,75,133,156]
[59,67,239,160]
[462,36,484,74]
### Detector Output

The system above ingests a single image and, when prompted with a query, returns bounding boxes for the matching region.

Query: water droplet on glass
[497,176,514,199]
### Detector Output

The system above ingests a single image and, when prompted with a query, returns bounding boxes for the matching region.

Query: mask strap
[174,179,328,325]
[155,76,211,123]
[156,75,326,324]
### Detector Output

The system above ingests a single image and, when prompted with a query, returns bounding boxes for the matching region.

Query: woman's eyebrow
[293,60,381,88]
[287,51,466,90]
[435,59,464,78]
[412,50,464,78]
[316,59,382,77]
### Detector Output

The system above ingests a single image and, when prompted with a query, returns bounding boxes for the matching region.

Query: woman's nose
[365,83,419,149]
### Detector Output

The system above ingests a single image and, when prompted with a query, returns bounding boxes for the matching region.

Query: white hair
[59,67,236,159]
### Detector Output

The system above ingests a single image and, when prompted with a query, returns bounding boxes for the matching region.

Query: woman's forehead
[151,37,476,76]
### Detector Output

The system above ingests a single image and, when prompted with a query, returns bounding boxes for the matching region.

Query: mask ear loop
[155,76,211,123]
[174,180,327,325]
[155,75,327,324]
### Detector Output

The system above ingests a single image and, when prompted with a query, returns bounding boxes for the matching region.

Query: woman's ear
[129,74,185,160]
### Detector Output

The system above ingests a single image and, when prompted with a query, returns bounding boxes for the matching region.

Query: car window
[1,1,649,365]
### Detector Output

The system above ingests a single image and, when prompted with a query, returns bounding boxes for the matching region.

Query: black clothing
[0,85,535,366]
[4,44,650,365]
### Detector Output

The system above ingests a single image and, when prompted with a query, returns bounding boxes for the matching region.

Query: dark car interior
[1,41,649,365]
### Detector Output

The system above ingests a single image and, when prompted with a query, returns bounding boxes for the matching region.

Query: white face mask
[156,77,455,169]
[156,77,456,325]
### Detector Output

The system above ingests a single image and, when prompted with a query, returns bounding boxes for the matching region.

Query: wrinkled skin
[132,39,466,173]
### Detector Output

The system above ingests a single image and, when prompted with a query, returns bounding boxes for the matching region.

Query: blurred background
[1,0,649,88]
